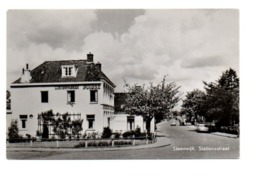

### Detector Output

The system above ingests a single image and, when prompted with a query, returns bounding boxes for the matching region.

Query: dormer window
[65,67,72,76]
[61,65,78,77]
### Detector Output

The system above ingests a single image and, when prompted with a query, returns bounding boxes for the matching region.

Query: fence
[6,135,157,148]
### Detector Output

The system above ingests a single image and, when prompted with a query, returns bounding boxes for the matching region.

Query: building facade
[10,53,116,138]
[111,93,154,133]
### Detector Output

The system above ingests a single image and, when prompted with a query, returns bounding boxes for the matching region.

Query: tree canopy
[40,110,83,139]
[181,89,206,124]
[124,76,182,133]
[181,68,239,127]
[203,68,239,126]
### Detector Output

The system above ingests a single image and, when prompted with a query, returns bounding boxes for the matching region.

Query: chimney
[87,52,94,63]
[20,63,32,83]
[96,62,101,71]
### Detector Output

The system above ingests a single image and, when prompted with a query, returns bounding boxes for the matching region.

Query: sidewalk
[211,132,238,138]
[186,125,238,138]
[6,136,171,152]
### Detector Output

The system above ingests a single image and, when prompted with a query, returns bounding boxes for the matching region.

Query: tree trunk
[145,117,153,134]
[42,124,49,139]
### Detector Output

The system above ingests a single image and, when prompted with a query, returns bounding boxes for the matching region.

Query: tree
[52,113,71,139]
[124,76,182,133]
[203,68,239,126]
[71,119,83,139]
[181,89,206,124]
[8,120,21,141]
[40,110,55,139]
[40,110,83,139]
[172,110,179,117]
[101,127,112,138]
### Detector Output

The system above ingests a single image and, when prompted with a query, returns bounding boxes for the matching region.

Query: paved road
[156,120,239,159]
[7,120,239,159]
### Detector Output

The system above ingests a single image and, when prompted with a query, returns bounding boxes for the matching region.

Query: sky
[7,9,239,95]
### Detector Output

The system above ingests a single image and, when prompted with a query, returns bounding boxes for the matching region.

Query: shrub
[75,142,85,148]
[122,131,135,138]
[123,128,149,139]
[36,130,42,137]
[71,119,83,138]
[220,126,238,134]
[98,141,109,147]
[102,127,112,138]
[134,126,141,137]
[113,132,121,139]
[88,141,98,147]
[7,120,23,142]
[114,140,132,146]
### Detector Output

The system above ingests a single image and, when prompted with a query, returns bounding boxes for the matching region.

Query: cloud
[7,9,239,96]
[181,56,225,68]
[92,9,145,34]
[7,10,97,50]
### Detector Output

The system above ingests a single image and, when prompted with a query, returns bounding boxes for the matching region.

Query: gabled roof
[12,60,116,87]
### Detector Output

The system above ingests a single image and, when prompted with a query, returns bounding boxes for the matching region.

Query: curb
[7,137,171,152]
[211,132,238,139]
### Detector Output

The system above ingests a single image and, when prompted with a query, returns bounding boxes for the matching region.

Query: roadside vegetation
[180,68,239,135]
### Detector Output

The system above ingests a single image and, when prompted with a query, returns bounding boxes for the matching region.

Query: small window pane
[108,117,110,127]
[22,120,26,128]
[68,67,72,75]
[68,91,75,103]
[41,91,48,103]
[87,115,95,129]
[20,115,28,129]
[90,90,98,102]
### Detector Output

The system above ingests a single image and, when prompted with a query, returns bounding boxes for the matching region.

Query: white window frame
[61,65,77,77]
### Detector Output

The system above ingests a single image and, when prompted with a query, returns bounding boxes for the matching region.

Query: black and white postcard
[6,9,239,160]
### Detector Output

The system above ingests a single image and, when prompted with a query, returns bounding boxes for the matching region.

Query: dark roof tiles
[13,60,116,87]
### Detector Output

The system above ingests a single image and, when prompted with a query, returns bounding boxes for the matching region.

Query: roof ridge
[44,59,88,63]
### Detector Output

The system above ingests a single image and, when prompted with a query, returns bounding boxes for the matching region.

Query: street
[7,120,239,159]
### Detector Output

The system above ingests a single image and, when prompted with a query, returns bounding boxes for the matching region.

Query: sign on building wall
[54,84,100,90]
[83,85,100,90]
[55,86,79,90]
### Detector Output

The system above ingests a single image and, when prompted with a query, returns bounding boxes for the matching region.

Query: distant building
[10,53,115,137]
[111,93,154,133]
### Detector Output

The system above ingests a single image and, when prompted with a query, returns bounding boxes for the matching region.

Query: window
[127,116,135,130]
[90,90,98,103]
[87,115,95,129]
[65,67,72,76]
[22,120,26,128]
[41,91,48,103]
[108,117,110,127]
[62,65,77,77]
[20,115,28,129]
[67,91,75,103]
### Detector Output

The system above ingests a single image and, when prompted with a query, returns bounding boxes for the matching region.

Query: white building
[111,92,154,133]
[10,53,116,138]
[9,53,154,138]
